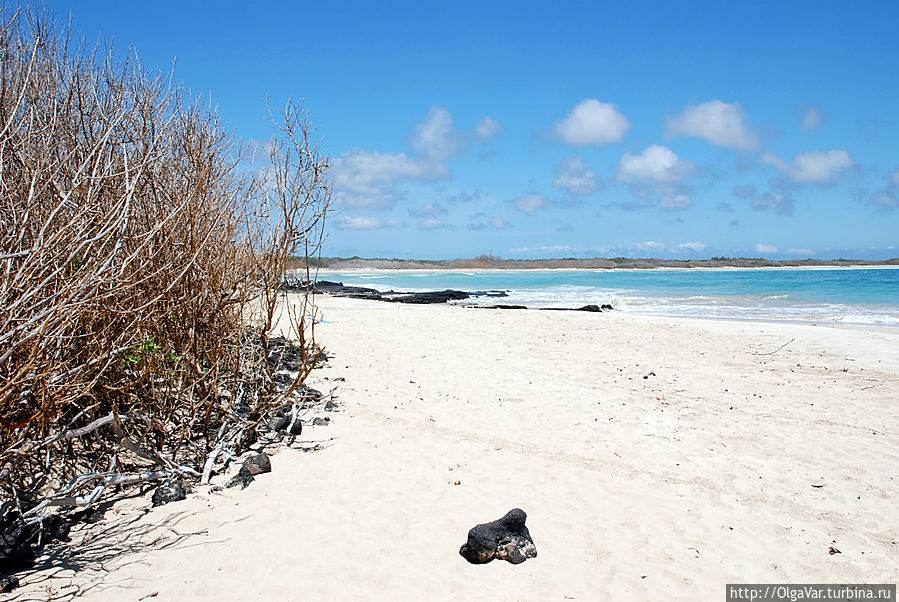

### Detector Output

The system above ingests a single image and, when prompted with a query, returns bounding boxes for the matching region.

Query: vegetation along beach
[2,1,898,600]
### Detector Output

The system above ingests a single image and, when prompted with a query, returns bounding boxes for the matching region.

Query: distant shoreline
[317,264,899,274]
[308,256,899,272]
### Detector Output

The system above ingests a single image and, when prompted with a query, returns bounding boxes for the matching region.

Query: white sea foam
[453,286,899,327]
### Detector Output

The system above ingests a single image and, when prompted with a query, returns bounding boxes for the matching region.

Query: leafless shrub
[0,3,330,524]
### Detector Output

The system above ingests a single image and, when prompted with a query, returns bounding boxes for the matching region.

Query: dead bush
[0,4,330,525]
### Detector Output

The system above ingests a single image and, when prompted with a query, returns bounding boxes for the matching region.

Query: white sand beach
[15,294,899,601]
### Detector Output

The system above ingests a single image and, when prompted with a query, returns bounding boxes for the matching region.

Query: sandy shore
[14,295,899,600]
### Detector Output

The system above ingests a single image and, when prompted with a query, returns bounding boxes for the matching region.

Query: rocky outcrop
[285,278,614,311]
[459,508,537,565]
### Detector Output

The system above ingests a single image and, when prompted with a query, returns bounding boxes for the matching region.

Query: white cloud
[665,100,759,150]
[418,217,448,230]
[628,241,666,254]
[466,213,511,230]
[761,149,855,184]
[615,145,695,210]
[787,247,815,256]
[332,149,448,209]
[410,106,465,161]
[750,192,794,215]
[335,216,405,230]
[490,216,509,229]
[869,168,899,210]
[617,145,692,183]
[754,242,778,255]
[801,106,826,132]
[732,184,757,199]
[659,194,692,210]
[409,203,447,217]
[475,117,502,142]
[512,193,548,213]
[553,157,598,195]
[870,192,898,209]
[553,99,630,146]
[679,242,707,252]
[510,245,576,255]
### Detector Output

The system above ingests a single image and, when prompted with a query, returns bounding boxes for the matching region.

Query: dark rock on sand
[315,280,384,300]
[152,479,187,506]
[385,290,470,304]
[487,304,528,310]
[542,304,604,312]
[1,510,81,573]
[239,429,258,450]
[1,576,20,593]
[601,304,613,310]
[459,508,537,565]
[311,417,330,426]
[270,415,290,432]
[226,466,255,489]
[0,516,36,572]
[243,453,272,475]
[577,304,602,312]
[296,385,324,402]
[288,418,303,436]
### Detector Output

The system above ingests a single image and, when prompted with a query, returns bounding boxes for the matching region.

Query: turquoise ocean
[322,267,899,328]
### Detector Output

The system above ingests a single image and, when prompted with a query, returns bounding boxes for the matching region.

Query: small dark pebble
[312,417,330,426]
[239,429,258,448]
[324,400,338,412]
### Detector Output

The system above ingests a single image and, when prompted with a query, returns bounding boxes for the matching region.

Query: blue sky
[45,1,899,260]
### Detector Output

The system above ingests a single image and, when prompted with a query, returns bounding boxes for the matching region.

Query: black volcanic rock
[226,466,255,489]
[243,453,271,475]
[0,516,35,572]
[288,418,303,436]
[270,415,290,432]
[301,278,612,311]
[385,290,470,304]
[152,479,187,506]
[459,508,537,565]
[313,280,384,300]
